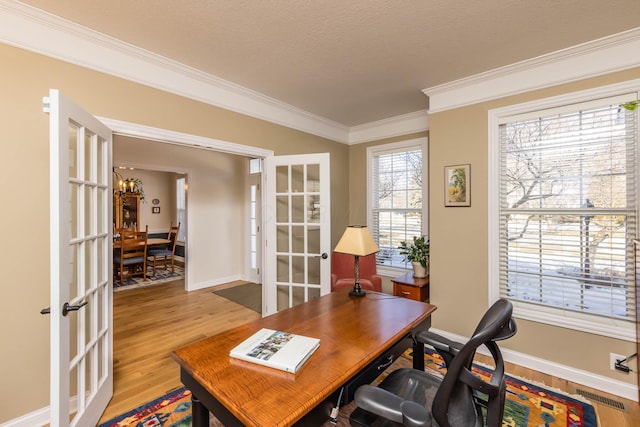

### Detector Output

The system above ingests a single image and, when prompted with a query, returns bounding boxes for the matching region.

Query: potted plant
[398,236,430,278]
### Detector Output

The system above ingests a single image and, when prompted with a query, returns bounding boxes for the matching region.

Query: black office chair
[350,299,517,427]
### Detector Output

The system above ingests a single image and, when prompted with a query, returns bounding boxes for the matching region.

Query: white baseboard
[429,328,639,402]
[0,406,48,427]
[187,274,245,291]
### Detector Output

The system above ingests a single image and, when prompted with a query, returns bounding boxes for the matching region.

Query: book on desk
[229,328,320,373]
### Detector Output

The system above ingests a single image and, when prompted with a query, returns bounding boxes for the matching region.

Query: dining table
[112,237,171,250]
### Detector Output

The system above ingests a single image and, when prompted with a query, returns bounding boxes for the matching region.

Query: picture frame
[152,207,161,214]
[444,164,471,207]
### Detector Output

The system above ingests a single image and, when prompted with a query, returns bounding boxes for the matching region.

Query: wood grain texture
[98,279,260,424]
[172,290,436,426]
[100,280,640,426]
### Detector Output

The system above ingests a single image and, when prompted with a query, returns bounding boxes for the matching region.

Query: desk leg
[413,340,425,371]
[191,393,209,427]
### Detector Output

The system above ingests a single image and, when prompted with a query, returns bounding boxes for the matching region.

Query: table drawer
[394,283,428,302]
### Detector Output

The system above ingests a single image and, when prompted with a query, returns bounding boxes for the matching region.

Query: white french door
[263,154,331,315]
[247,173,261,284]
[46,89,113,427]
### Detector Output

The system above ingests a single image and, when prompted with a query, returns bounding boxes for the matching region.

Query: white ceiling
[14,0,640,127]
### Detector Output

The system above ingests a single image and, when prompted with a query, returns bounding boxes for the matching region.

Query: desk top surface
[392,271,430,287]
[171,290,436,426]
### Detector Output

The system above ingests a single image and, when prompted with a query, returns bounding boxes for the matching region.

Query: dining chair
[148,222,180,276]
[113,225,148,284]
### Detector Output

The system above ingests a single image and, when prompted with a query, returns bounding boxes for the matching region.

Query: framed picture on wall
[444,164,471,207]
[152,207,161,214]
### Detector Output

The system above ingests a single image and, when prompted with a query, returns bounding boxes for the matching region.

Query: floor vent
[574,388,627,411]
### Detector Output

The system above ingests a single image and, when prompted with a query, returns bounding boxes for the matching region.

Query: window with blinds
[367,139,427,271]
[497,94,638,331]
[176,177,186,242]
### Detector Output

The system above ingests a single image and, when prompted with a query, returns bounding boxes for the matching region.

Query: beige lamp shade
[334,225,379,256]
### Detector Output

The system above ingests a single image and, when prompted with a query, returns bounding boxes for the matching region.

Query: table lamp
[334,225,380,297]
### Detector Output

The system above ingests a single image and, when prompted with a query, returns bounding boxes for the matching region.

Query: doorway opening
[112,163,188,291]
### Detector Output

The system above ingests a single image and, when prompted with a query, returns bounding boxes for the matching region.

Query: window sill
[377,266,410,278]
[512,301,635,342]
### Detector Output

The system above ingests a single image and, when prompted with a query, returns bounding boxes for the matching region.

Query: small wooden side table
[392,271,430,302]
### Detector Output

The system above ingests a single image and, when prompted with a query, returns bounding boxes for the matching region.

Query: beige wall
[347,132,429,225]
[114,137,250,287]
[3,32,639,424]
[346,70,640,389]
[113,165,180,233]
[0,43,349,423]
[427,69,640,385]
[347,132,429,295]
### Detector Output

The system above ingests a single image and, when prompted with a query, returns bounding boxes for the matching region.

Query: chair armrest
[415,330,463,357]
[371,274,383,292]
[355,385,432,427]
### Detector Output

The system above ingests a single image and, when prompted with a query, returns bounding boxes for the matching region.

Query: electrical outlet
[610,353,626,371]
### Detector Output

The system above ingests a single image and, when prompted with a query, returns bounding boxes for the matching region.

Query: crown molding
[6,2,637,142]
[424,27,640,114]
[348,110,428,145]
[0,1,355,142]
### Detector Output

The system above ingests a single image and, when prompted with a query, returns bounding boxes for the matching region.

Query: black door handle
[62,301,88,316]
[41,301,88,316]
[321,252,328,259]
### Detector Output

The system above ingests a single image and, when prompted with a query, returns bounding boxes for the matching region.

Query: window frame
[367,137,429,277]
[488,80,640,341]
[176,176,187,243]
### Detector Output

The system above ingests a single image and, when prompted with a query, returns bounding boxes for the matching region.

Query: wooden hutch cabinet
[114,193,140,231]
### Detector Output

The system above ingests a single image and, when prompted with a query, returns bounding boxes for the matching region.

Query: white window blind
[368,140,426,270]
[498,96,637,325]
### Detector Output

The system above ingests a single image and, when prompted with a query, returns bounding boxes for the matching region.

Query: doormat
[406,347,599,427]
[114,265,185,292]
[97,387,191,427]
[213,282,261,313]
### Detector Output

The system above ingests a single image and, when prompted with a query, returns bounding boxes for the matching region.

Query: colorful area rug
[97,387,191,427]
[99,348,598,427]
[114,265,185,292]
[410,347,599,427]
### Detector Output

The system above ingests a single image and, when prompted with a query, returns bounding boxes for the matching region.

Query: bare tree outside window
[500,102,636,320]
[371,148,423,269]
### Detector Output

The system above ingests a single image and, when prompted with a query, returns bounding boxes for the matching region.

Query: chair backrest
[432,299,516,427]
[331,251,378,279]
[168,222,180,251]
[118,226,148,259]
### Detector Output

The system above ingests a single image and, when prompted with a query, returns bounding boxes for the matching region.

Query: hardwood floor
[100,280,639,426]
[99,279,260,423]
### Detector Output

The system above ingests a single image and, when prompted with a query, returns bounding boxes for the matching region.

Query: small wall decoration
[152,207,161,214]
[445,164,471,207]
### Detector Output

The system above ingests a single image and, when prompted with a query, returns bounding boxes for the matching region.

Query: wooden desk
[112,237,171,250]
[392,272,430,302]
[172,290,436,427]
